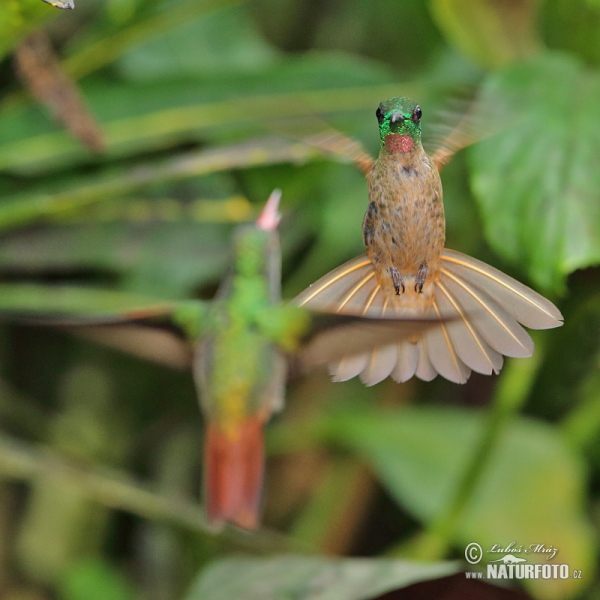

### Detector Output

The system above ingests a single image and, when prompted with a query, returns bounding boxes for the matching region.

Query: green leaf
[0,140,319,229]
[117,3,278,80]
[428,0,542,69]
[0,0,55,60]
[328,405,595,599]
[0,283,177,319]
[0,220,234,296]
[468,52,600,291]
[541,0,600,66]
[59,558,137,600]
[184,556,459,600]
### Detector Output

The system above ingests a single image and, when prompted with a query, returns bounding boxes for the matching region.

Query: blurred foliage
[0,0,599,599]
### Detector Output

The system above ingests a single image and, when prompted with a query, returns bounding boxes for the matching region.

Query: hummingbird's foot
[415,264,427,293]
[389,267,405,295]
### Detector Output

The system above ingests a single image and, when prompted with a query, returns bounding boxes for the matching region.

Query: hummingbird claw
[389,267,405,295]
[415,264,427,293]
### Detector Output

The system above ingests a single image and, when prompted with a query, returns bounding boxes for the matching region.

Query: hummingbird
[295,97,563,385]
[0,189,452,529]
[192,190,306,530]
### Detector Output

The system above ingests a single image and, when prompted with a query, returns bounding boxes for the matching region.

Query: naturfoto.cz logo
[464,542,583,581]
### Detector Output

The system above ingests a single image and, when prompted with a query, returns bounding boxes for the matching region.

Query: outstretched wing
[301,127,374,176]
[0,283,195,369]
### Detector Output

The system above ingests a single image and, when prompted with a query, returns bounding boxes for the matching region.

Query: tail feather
[295,249,563,385]
[440,249,563,328]
[415,337,438,381]
[435,279,504,375]
[204,417,265,530]
[439,269,534,358]
[425,299,472,383]
[359,344,398,386]
[392,341,419,383]
[330,352,369,382]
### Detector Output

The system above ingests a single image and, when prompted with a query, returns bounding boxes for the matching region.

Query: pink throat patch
[385,134,414,153]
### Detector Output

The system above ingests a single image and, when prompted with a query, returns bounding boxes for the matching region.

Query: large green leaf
[117,3,277,80]
[0,220,234,295]
[468,53,600,291]
[541,0,600,66]
[0,283,178,318]
[429,0,542,69]
[184,556,459,600]
[327,405,595,599]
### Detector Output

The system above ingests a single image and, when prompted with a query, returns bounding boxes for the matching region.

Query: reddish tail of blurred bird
[203,415,266,530]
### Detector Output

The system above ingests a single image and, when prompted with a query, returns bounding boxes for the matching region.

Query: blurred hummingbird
[0,189,447,530]
[295,97,563,385]
[191,190,305,530]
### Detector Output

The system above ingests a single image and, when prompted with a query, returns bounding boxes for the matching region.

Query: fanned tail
[204,416,265,530]
[295,250,562,385]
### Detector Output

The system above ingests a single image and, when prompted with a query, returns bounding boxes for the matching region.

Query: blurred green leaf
[0,139,321,228]
[541,0,600,66]
[469,52,600,291]
[0,0,55,59]
[0,220,234,295]
[59,558,137,600]
[64,0,245,80]
[429,0,542,69]
[0,283,177,317]
[117,3,277,80]
[184,556,459,600]
[327,405,595,599]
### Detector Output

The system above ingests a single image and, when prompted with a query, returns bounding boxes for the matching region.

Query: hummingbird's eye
[376,107,384,124]
[412,106,422,123]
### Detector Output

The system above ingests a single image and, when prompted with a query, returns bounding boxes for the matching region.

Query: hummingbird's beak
[256,189,282,232]
[390,111,404,124]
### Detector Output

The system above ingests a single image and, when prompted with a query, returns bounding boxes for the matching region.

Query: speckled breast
[363,150,445,306]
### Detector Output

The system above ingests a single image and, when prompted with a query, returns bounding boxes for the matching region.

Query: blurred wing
[429,107,483,171]
[429,107,488,171]
[273,117,374,176]
[297,315,450,373]
[302,127,374,176]
[0,283,195,369]
[67,324,192,370]
[427,91,515,171]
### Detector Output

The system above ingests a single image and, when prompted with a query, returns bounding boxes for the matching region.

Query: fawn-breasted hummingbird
[295,97,563,385]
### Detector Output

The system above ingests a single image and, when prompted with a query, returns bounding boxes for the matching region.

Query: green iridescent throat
[377,97,422,145]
